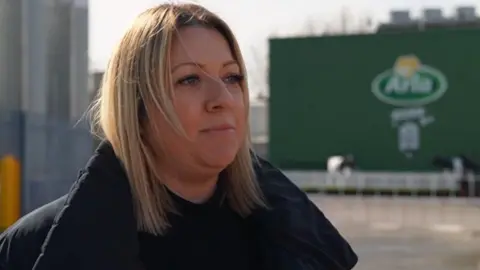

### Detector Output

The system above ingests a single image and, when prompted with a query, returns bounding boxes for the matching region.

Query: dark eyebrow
[171,60,238,72]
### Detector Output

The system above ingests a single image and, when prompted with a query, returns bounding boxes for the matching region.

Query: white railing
[285,170,479,195]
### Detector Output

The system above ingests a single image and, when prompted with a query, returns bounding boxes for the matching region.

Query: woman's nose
[205,77,235,112]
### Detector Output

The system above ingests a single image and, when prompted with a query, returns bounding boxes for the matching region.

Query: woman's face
[146,26,246,176]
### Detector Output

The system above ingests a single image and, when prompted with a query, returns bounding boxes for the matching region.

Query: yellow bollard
[0,155,21,232]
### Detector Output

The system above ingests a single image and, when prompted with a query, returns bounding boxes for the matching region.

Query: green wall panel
[269,28,480,171]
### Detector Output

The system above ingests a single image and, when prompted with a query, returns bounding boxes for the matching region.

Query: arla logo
[371,55,448,107]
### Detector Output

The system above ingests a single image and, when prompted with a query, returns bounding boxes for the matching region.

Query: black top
[138,184,259,270]
[0,141,358,270]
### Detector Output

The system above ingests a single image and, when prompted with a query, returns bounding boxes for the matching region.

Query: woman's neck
[163,175,218,204]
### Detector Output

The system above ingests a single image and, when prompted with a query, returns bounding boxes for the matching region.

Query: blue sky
[89,0,478,95]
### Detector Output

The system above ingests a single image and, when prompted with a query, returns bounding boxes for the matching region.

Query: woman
[0,3,357,270]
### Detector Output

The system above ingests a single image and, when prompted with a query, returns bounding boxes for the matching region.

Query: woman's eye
[177,74,244,86]
[177,75,200,86]
[224,74,244,84]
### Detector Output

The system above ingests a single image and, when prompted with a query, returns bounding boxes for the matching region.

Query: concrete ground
[309,195,480,270]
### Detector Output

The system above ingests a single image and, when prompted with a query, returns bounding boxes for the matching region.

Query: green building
[268,28,480,171]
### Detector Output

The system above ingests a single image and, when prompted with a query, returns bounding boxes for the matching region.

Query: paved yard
[310,196,480,270]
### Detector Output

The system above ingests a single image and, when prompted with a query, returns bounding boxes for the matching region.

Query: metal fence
[0,110,93,214]
[287,170,480,195]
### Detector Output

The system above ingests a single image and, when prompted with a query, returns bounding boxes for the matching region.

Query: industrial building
[0,0,90,214]
[378,6,479,33]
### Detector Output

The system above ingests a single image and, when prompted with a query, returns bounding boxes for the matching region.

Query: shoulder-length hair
[89,3,266,235]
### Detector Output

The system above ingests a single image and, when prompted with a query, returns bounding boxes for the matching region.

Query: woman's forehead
[170,26,235,68]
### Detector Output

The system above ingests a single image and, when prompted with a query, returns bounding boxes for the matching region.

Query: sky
[89,0,479,95]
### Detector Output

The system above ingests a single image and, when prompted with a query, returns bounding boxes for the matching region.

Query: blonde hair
[89,3,266,235]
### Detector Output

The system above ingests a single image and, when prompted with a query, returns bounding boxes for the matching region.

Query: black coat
[0,141,357,270]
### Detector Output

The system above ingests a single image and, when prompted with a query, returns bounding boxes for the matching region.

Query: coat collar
[32,141,357,270]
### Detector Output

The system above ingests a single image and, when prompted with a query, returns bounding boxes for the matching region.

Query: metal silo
[20,0,56,214]
[0,0,22,112]
[44,0,89,121]
[70,0,89,120]
[23,0,49,114]
[0,0,23,162]
[9,0,90,214]
[46,0,73,121]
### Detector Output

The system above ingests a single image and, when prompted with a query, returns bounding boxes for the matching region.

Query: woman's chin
[200,146,239,169]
